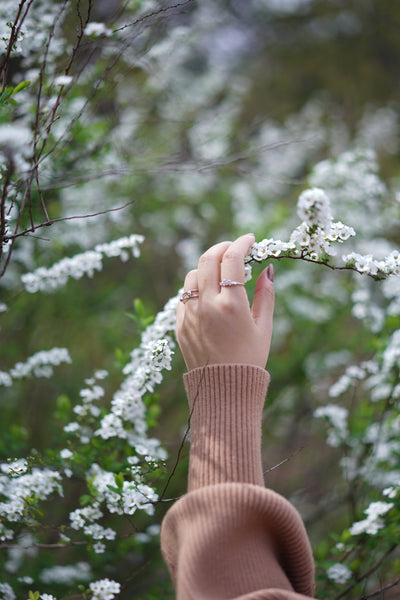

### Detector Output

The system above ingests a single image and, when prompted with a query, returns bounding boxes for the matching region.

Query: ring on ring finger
[180,289,199,304]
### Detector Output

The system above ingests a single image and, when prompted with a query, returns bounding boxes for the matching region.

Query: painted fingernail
[266,264,274,282]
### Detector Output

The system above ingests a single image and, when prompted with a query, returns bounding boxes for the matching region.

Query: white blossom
[0,371,13,387]
[0,468,62,523]
[60,449,73,460]
[93,542,106,554]
[350,501,394,536]
[0,582,15,600]
[89,578,120,600]
[54,75,73,86]
[1,459,28,477]
[21,235,144,293]
[95,293,177,458]
[0,124,31,152]
[5,532,38,573]
[297,187,332,230]
[70,505,103,530]
[84,22,113,37]
[64,422,80,433]
[40,562,92,584]
[9,348,71,380]
[314,404,349,447]
[327,563,352,584]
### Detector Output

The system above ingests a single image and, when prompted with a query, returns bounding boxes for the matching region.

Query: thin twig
[114,0,194,33]
[3,199,137,242]
[360,576,400,600]
[0,0,34,92]
[263,446,304,474]
[334,544,397,600]
[246,252,387,281]
[156,367,209,503]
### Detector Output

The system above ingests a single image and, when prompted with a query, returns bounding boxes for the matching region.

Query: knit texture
[184,364,269,490]
[160,364,316,600]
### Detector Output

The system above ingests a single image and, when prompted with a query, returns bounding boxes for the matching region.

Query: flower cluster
[70,508,116,544]
[343,250,400,277]
[314,404,349,447]
[329,360,378,398]
[84,22,113,37]
[89,578,120,600]
[39,562,91,584]
[0,348,72,385]
[0,0,66,62]
[244,186,400,281]
[0,124,31,174]
[297,187,332,230]
[1,459,28,477]
[0,582,15,600]
[349,500,394,536]
[95,293,178,455]
[245,187,356,271]
[329,331,400,406]
[144,338,174,372]
[326,563,352,584]
[0,468,63,536]
[90,464,158,516]
[21,235,144,293]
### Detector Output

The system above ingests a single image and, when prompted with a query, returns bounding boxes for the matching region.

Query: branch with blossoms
[244,188,400,282]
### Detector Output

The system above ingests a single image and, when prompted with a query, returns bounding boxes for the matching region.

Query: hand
[176,234,275,370]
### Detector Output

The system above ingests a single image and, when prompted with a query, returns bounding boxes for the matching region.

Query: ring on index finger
[180,289,199,304]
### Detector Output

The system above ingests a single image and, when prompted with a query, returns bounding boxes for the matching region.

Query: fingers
[176,269,198,332]
[220,233,255,294]
[197,241,231,302]
[252,264,275,331]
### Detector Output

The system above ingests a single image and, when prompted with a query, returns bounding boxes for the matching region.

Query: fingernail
[266,264,274,282]
[245,232,255,237]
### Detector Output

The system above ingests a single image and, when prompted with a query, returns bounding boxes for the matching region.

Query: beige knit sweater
[161,364,316,600]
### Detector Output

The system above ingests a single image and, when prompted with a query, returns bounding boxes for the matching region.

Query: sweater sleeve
[160,364,316,600]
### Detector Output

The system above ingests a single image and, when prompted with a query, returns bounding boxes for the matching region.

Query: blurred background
[1,0,400,597]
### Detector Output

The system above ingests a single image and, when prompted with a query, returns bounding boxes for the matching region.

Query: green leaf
[12,79,30,94]
[56,394,71,413]
[80,494,92,506]
[114,471,124,492]
[134,297,146,319]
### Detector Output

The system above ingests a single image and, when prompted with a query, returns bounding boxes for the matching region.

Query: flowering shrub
[1,1,400,599]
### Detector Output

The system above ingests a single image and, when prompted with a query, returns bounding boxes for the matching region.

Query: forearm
[161,364,315,599]
[184,363,270,491]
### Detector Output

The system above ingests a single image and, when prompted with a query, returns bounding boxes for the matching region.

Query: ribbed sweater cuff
[183,364,270,491]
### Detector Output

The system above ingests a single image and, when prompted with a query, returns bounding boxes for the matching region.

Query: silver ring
[219,279,245,287]
[180,289,199,304]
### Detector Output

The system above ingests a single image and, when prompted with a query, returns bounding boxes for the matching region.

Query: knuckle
[184,269,198,287]
[198,253,213,267]
[223,249,242,263]
[218,294,239,315]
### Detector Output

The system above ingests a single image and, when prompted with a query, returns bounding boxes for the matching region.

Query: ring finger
[177,269,199,329]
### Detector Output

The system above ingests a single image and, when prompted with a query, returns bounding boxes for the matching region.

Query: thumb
[252,264,275,330]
